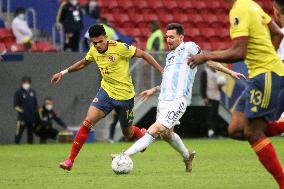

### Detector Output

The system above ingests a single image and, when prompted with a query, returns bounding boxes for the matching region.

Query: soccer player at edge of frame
[113,23,246,173]
[50,24,164,171]
[189,0,284,188]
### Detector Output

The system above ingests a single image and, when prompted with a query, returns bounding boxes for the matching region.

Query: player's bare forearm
[206,61,246,80]
[134,48,163,74]
[67,58,90,73]
[189,37,248,68]
[268,20,284,49]
[51,58,90,84]
[139,85,160,101]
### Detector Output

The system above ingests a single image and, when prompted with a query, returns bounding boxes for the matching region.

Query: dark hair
[149,20,159,32]
[21,76,31,83]
[88,24,106,38]
[166,23,184,35]
[275,0,284,14]
[15,7,26,16]
[44,97,53,102]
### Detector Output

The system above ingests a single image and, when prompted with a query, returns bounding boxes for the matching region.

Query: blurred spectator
[0,17,5,28]
[84,17,118,49]
[14,76,38,144]
[56,0,83,52]
[200,65,226,138]
[11,7,33,49]
[35,97,67,144]
[146,20,164,51]
[84,0,100,19]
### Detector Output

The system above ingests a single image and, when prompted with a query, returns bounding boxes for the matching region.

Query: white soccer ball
[111,154,133,174]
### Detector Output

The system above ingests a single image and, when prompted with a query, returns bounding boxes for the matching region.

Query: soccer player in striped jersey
[51,24,163,171]
[189,0,284,187]
[115,23,245,172]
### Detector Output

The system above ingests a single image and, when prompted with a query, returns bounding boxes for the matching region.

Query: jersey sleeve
[229,8,249,39]
[117,42,136,58]
[85,46,96,63]
[186,42,202,56]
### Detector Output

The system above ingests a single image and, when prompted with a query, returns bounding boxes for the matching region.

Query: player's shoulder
[108,40,118,46]
[185,41,201,50]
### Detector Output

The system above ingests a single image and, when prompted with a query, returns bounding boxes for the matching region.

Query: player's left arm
[134,48,163,74]
[206,61,246,80]
[268,20,284,49]
[189,37,248,68]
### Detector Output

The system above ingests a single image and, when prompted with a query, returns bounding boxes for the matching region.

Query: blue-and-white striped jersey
[159,42,200,102]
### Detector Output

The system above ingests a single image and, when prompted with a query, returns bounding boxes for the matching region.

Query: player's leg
[161,130,196,172]
[60,89,112,170]
[245,118,284,188]
[109,111,119,142]
[228,111,247,140]
[244,73,284,188]
[123,121,165,156]
[15,120,25,144]
[116,98,144,140]
[124,97,188,157]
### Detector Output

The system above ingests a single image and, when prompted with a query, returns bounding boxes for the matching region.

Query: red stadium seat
[202,14,223,28]
[148,0,163,9]
[172,13,188,23]
[101,0,118,9]
[214,28,230,40]
[113,14,130,23]
[117,0,134,9]
[200,28,216,39]
[103,14,115,23]
[158,14,174,25]
[163,0,178,10]
[0,28,14,40]
[216,14,230,27]
[198,42,212,51]
[0,42,6,52]
[34,41,57,52]
[186,28,201,38]
[137,1,148,9]
[143,13,158,22]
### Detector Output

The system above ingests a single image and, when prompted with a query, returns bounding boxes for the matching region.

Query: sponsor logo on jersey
[93,98,98,102]
[123,43,130,49]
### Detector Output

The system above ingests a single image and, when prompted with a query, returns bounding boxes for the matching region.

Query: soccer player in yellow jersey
[189,0,284,188]
[51,24,163,171]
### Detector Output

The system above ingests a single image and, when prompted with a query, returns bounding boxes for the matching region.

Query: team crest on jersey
[108,55,115,62]
[233,17,239,26]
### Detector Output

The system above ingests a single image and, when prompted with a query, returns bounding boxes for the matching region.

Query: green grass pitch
[1,138,283,189]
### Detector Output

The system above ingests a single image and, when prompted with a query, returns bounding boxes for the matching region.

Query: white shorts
[156,97,187,129]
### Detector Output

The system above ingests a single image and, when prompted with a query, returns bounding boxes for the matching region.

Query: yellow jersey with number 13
[85,40,136,100]
[229,0,284,78]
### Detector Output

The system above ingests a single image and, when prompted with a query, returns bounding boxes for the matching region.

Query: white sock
[124,133,155,156]
[167,133,189,159]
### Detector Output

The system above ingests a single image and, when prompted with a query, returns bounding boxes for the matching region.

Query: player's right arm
[51,58,91,84]
[206,61,246,80]
[268,20,284,49]
[139,86,160,101]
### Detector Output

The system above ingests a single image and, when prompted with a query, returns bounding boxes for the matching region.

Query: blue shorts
[91,88,134,127]
[235,72,284,121]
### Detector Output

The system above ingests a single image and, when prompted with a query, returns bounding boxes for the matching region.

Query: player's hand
[139,88,156,101]
[51,73,63,84]
[230,71,246,80]
[188,54,207,68]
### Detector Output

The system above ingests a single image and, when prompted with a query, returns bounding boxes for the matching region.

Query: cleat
[183,150,196,173]
[59,159,73,171]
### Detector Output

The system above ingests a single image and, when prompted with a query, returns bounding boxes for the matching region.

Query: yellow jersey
[85,40,136,100]
[229,0,284,78]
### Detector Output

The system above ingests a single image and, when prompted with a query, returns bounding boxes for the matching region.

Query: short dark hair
[88,24,106,38]
[44,97,53,102]
[275,0,284,14]
[15,7,26,16]
[21,76,31,83]
[166,23,184,35]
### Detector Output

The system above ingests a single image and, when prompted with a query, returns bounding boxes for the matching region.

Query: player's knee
[227,123,239,138]
[159,129,172,141]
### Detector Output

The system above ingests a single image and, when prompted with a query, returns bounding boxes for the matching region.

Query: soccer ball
[111,154,133,174]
